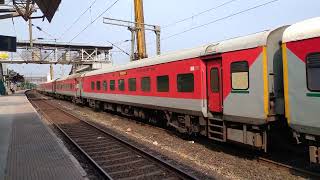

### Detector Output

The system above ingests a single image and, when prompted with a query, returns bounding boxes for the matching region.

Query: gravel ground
[52,98,306,180]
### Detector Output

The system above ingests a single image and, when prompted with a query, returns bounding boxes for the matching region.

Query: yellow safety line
[262,46,269,118]
[282,43,290,124]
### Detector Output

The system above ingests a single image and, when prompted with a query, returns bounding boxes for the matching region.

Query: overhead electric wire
[161,0,280,41]
[32,24,57,39]
[11,18,17,36]
[106,40,130,56]
[58,0,98,40]
[120,0,240,50]
[162,0,239,29]
[68,0,121,43]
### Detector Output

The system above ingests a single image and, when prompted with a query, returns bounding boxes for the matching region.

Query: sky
[0,0,320,78]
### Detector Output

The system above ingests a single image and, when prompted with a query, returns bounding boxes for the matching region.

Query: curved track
[27,91,197,180]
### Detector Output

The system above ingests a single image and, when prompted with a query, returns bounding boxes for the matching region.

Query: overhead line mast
[103,0,160,61]
[134,0,147,59]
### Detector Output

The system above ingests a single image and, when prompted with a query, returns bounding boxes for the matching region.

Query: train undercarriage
[79,95,271,152]
[40,91,320,166]
[293,131,320,164]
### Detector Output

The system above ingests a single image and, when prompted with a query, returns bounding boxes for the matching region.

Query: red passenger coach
[77,26,288,152]
[37,81,55,94]
[39,29,288,152]
[209,46,263,113]
[37,17,320,163]
[55,74,80,99]
[81,49,208,117]
[282,17,320,163]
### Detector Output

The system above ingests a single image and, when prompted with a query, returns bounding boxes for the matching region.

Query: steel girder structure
[0,41,113,65]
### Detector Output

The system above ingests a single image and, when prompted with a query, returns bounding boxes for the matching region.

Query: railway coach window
[231,61,249,90]
[96,81,101,90]
[141,77,151,92]
[118,79,125,91]
[210,68,219,92]
[110,80,115,90]
[177,73,194,92]
[157,75,169,92]
[103,81,107,91]
[129,78,136,91]
[307,53,320,91]
[91,81,95,90]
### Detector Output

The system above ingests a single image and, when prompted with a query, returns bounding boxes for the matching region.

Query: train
[38,17,320,164]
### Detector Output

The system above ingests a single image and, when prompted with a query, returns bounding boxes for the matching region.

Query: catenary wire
[58,0,98,40]
[11,18,17,36]
[121,0,280,53]
[32,24,57,39]
[161,0,280,42]
[68,0,121,43]
[120,0,240,50]
[162,0,239,29]
[106,40,130,56]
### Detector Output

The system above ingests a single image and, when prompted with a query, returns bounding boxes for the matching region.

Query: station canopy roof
[34,0,61,22]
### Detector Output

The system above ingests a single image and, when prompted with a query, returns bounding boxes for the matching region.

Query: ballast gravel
[52,99,306,180]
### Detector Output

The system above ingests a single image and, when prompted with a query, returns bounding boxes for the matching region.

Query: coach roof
[204,28,287,55]
[42,79,55,83]
[283,17,320,43]
[84,28,281,77]
[57,73,83,82]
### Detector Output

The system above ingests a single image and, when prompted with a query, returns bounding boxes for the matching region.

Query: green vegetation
[20,81,37,90]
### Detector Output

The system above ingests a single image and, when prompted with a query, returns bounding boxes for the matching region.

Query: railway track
[257,157,320,178]
[26,91,198,180]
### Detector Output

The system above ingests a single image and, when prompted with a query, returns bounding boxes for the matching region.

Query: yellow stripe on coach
[282,43,290,124]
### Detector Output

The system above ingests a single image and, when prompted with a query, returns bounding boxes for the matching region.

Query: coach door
[53,81,56,92]
[76,78,82,97]
[207,59,223,113]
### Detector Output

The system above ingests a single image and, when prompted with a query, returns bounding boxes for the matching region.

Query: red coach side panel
[56,79,76,97]
[221,47,267,123]
[82,58,207,116]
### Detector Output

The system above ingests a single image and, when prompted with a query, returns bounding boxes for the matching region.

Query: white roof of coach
[43,79,55,84]
[84,45,207,77]
[56,73,82,81]
[283,17,320,43]
[84,30,276,77]
[204,30,274,54]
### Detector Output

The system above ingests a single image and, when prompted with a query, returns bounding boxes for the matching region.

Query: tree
[20,81,37,90]
[7,69,25,84]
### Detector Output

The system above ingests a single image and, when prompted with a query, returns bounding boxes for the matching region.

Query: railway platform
[0,91,85,180]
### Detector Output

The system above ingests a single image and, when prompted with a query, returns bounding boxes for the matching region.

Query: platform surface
[0,92,84,180]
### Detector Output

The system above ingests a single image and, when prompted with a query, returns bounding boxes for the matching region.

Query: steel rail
[258,157,320,178]
[30,91,320,179]
[28,96,113,180]
[49,99,198,180]
[27,92,198,180]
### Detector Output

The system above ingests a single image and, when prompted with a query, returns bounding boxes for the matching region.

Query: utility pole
[104,0,161,61]
[50,65,54,80]
[28,18,54,80]
[28,19,33,48]
[134,0,147,59]
[103,18,160,61]
[0,64,4,95]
